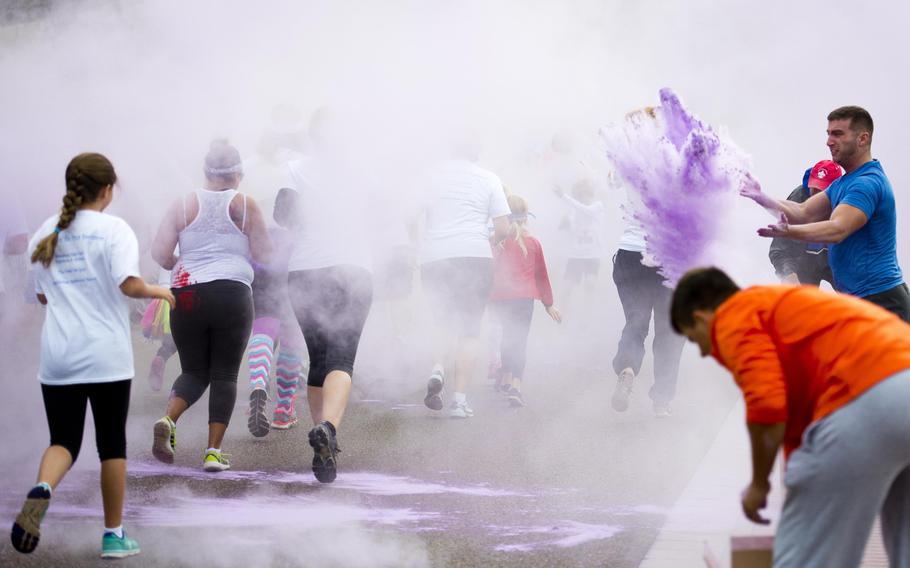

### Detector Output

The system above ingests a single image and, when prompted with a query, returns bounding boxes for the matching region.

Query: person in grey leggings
[670,267,910,568]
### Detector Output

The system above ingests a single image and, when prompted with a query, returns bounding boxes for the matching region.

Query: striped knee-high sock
[248,334,275,391]
[274,350,302,414]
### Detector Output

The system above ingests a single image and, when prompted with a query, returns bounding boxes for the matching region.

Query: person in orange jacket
[670,267,910,567]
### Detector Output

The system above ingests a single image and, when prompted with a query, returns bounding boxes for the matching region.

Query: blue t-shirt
[826,160,903,297]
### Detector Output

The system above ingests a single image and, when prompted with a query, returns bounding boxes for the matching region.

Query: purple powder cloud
[601,88,751,284]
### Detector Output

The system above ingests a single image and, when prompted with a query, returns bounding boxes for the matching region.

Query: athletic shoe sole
[424,376,444,411]
[152,419,175,464]
[101,548,141,559]
[203,460,231,472]
[10,489,50,554]
[248,389,270,438]
[271,418,299,430]
[508,393,525,408]
[308,425,337,483]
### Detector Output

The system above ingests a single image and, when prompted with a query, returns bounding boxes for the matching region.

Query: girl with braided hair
[12,153,174,559]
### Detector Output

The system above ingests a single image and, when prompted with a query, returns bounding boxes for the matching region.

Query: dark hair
[827,106,874,137]
[31,153,117,267]
[670,267,740,333]
[204,139,242,181]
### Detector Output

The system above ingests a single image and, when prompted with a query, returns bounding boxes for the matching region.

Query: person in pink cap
[767,160,843,286]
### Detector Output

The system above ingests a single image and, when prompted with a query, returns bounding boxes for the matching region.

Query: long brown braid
[31,153,117,267]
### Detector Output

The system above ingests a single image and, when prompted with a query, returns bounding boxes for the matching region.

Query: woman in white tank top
[150,140,272,472]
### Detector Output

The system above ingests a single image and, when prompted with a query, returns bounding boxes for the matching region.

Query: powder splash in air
[601,88,751,284]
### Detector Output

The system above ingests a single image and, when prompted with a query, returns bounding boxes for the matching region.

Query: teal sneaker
[100,531,140,559]
[152,416,176,463]
[202,450,231,472]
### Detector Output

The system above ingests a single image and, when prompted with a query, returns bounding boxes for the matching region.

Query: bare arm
[151,200,182,270]
[759,204,868,244]
[120,276,175,307]
[243,198,273,264]
[490,215,510,245]
[740,174,832,224]
[742,422,785,524]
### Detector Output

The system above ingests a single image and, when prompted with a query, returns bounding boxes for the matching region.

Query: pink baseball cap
[807,160,844,190]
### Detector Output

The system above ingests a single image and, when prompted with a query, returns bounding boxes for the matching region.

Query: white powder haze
[1,0,909,566]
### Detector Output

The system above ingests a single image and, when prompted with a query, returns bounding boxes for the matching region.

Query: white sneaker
[449,401,474,418]
[653,402,672,418]
[611,368,635,412]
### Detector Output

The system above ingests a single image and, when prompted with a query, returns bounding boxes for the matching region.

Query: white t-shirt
[28,210,141,385]
[285,156,371,271]
[420,159,511,264]
[561,194,605,260]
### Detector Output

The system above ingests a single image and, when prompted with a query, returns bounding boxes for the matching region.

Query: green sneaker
[100,531,140,559]
[202,450,231,472]
[152,416,176,464]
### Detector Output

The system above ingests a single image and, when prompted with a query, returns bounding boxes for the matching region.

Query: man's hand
[757,213,790,238]
[741,481,771,525]
[739,173,778,210]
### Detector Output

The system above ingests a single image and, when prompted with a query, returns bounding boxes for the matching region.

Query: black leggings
[170,280,253,425]
[288,266,373,387]
[41,380,131,462]
[494,299,535,378]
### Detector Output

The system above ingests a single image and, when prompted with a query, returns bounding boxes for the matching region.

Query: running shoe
[248,388,270,438]
[507,387,525,408]
[148,355,165,392]
[202,450,231,472]
[424,369,445,411]
[653,402,672,418]
[271,408,299,430]
[152,416,176,463]
[10,484,51,554]
[449,400,475,418]
[611,368,635,412]
[100,531,140,559]
[308,421,339,483]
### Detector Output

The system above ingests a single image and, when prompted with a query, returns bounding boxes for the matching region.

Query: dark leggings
[494,299,535,378]
[157,334,177,361]
[288,266,373,388]
[41,380,131,462]
[170,280,253,425]
[612,249,685,405]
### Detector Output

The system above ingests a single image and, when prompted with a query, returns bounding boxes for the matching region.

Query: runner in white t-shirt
[12,153,173,559]
[420,154,511,418]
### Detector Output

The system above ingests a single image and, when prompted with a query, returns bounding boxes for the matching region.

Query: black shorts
[288,266,373,387]
[564,258,601,284]
[421,257,493,337]
[41,379,131,463]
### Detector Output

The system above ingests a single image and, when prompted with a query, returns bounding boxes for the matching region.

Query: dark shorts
[373,247,415,301]
[564,258,601,284]
[862,283,910,323]
[421,257,493,337]
[41,379,131,462]
[288,265,373,387]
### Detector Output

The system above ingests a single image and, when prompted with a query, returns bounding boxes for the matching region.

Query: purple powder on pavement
[601,88,751,284]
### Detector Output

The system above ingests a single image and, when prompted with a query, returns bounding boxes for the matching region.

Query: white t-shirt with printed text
[28,210,141,385]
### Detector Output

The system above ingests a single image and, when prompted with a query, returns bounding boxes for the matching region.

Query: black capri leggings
[170,280,253,425]
[288,265,373,387]
[41,379,131,462]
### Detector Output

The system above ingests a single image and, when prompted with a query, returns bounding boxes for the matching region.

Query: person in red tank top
[489,195,561,407]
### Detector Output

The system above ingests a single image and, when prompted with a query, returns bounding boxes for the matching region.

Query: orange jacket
[711,285,910,456]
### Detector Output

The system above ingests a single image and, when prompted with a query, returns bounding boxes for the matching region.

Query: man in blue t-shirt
[741,105,909,322]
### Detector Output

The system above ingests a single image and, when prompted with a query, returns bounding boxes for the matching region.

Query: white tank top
[172,189,254,288]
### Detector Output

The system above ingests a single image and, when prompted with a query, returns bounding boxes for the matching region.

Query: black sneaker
[11,484,51,554]
[248,389,270,438]
[308,421,339,483]
[507,387,525,408]
[424,370,445,411]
